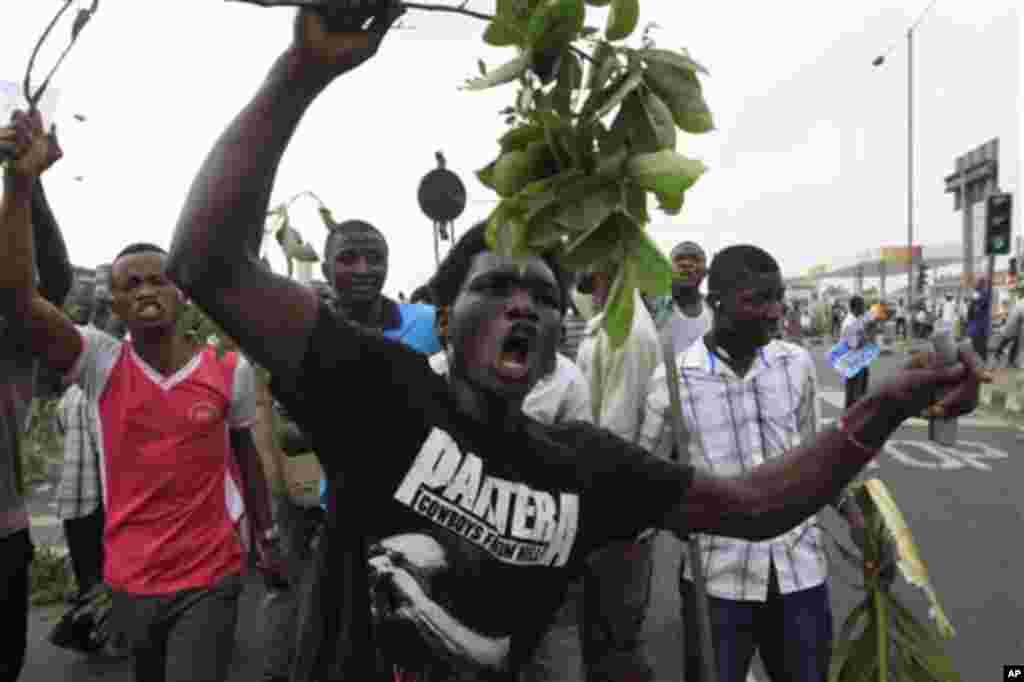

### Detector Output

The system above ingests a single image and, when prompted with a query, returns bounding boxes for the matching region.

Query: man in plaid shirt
[640,245,870,682]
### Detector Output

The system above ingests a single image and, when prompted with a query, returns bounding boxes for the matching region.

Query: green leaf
[561,211,625,270]
[588,66,644,121]
[639,47,709,76]
[837,597,873,645]
[874,589,888,682]
[553,181,621,235]
[608,90,673,155]
[605,0,639,41]
[626,150,706,215]
[623,182,649,223]
[492,150,534,197]
[837,620,879,682]
[499,124,546,152]
[527,217,567,250]
[463,51,531,91]
[596,144,628,178]
[642,89,677,150]
[476,160,498,190]
[603,260,636,348]
[538,121,569,170]
[528,0,585,56]
[484,17,525,46]
[886,593,961,681]
[552,51,583,115]
[586,42,619,92]
[625,224,672,295]
[644,61,714,133]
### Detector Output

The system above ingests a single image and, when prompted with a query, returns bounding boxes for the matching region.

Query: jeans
[112,572,243,682]
[680,566,833,682]
[522,536,655,682]
[0,530,33,682]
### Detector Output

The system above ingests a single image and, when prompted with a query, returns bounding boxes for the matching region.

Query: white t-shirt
[659,301,713,360]
[841,312,867,350]
[942,301,957,323]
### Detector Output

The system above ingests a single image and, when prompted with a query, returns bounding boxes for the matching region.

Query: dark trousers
[0,530,33,682]
[112,573,243,682]
[522,536,655,682]
[63,507,105,595]
[970,333,989,363]
[844,367,870,409]
[681,568,833,682]
[261,494,320,682]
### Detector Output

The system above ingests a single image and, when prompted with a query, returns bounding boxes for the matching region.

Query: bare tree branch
[24,0,75,107]
[402,1,494,22]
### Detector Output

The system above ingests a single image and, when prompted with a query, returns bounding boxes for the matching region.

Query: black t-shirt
[273,303,693,680]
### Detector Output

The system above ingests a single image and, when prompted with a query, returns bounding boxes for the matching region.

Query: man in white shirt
[571,265,662,682]
[841,296,873,408]
[661,241,713,359]
[429,351,591,425]
[640,244,870,682]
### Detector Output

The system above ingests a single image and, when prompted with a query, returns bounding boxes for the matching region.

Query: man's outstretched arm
[167,7,403,382]
[661,348,985,541]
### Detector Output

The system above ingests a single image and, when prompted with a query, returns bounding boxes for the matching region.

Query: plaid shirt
[638,338,827,601]
[56,384,103,520]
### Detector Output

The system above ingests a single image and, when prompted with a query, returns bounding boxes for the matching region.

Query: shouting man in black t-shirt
[166,5,987,680]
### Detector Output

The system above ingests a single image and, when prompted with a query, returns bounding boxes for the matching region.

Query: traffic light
[917,262,930,294]
[985,192,1013,255]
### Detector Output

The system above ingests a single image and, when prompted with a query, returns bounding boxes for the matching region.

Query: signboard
[973,201,987,263]
[880,246,922,265]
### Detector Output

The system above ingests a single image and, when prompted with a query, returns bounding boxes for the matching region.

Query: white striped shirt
[56,384,102,520]
[638,337,827,601]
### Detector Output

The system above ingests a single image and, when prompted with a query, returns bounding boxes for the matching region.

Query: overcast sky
[1,1,1020,297]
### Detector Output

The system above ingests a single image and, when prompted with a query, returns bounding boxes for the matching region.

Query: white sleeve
[67,325,122,403]
[228,357,259,429]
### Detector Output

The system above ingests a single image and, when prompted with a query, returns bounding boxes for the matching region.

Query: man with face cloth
[163,5,987,680]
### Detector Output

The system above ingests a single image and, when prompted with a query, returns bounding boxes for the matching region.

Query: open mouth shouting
[494,324,537,383]
[135,299,164,320]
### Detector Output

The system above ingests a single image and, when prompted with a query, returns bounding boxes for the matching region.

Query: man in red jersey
[0,109,272,682]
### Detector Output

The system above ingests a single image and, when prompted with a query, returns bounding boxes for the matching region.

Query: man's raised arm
[167,5,404,382]
[0,111,82,375]
[31,178,72,306]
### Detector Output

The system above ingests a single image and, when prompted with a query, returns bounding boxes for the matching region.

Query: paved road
[19,343,1023,681]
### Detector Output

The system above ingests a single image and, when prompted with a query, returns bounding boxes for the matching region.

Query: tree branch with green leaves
[460,0,713,347]
[827,479,961,682]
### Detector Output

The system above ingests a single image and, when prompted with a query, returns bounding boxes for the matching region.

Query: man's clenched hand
[1,109,62,180]
[289,0,405,83]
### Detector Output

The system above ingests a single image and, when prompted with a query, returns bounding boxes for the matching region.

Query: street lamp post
[874,1,938,333]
